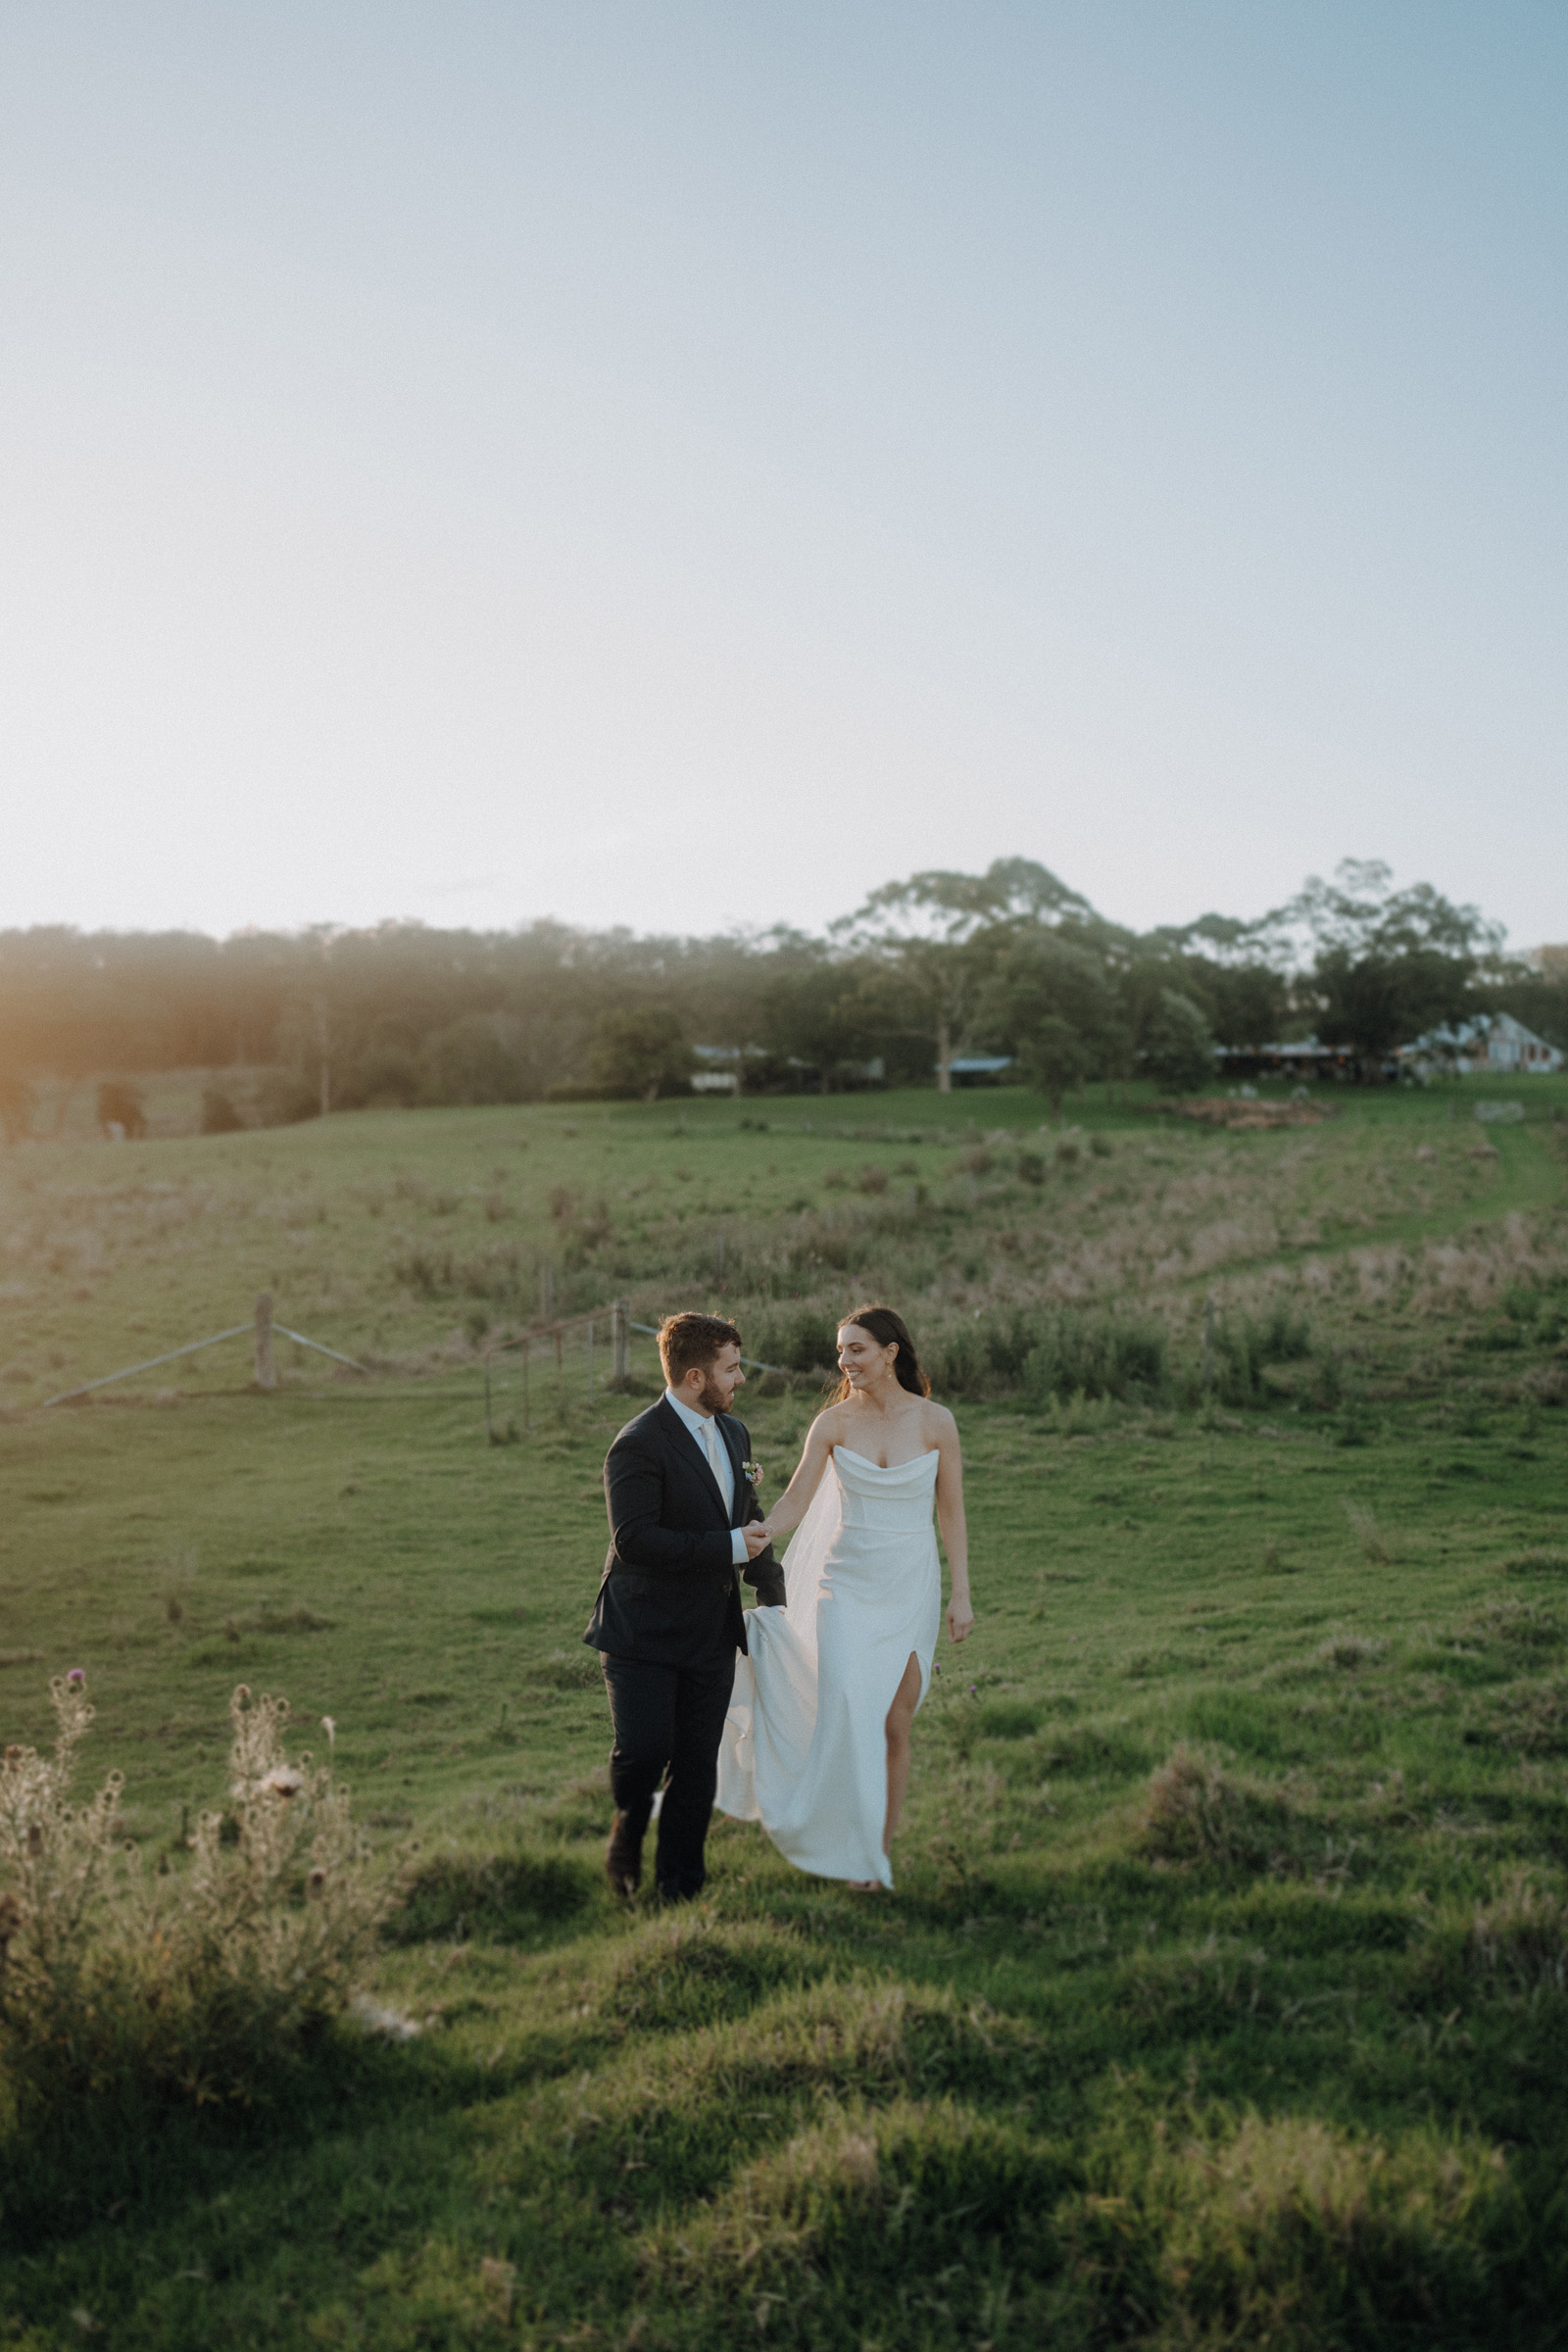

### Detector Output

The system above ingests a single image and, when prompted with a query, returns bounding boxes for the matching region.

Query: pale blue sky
[1,3,1562,944]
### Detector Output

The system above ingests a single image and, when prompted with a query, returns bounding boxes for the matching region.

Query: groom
[585,1312,784,1902]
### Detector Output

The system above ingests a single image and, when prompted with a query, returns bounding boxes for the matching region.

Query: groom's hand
[741,1520,773,1559]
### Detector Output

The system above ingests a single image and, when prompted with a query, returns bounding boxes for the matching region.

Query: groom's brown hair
[659,1312,743,1389]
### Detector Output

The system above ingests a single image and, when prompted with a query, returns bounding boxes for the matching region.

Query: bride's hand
[947,1595,974,1643]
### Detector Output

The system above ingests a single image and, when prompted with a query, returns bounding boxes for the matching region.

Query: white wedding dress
[715,1446,942,1890]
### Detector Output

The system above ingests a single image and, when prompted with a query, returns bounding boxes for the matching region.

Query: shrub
[0,1678,384,2115]
[1212,1305,1313,1405]
[341,1044,422,1108]
[254,1068,320,1126]
[586,1007,692,1102]
[200,1085,247,1134]
[1022,1308,1168,1404]
[744,1301,844,1375]
[0,1673,125,2034]
[1144,989,1216,1095]
[1021,1016,1089,1110]
[392,1248,455,1297]
[417,1013,527,1105]
[893,1304,1170,1406]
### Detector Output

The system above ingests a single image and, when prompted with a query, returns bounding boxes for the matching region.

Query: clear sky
[1,3,1563,948]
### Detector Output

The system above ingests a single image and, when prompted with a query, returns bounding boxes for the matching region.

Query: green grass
[3,1078,1568,2346]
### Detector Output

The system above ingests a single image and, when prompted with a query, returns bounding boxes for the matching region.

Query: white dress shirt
[664,1387,750,1567]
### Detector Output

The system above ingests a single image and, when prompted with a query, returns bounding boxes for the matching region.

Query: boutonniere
[743,1458,763,1487]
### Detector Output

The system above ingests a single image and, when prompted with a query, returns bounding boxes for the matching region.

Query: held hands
[947,1593,974,1643]
[742,1520,774,1559]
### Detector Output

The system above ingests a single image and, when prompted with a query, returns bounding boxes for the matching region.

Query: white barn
[1400,1012,1564,1077]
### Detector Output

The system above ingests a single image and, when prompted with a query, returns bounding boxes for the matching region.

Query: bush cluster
[0,1676,384,2120]
[740,1298,1171,1406]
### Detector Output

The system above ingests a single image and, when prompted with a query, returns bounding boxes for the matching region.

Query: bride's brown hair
[834,1304,931,1402]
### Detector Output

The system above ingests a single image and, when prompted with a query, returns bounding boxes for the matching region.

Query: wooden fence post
[612,1298,630,1387]
[254,1293,276,1391]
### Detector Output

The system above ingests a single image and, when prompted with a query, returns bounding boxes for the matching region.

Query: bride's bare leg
[882,1651,923,1855]
[850,1657,924,1887]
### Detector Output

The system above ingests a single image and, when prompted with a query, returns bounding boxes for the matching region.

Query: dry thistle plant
[0,1675,386,2107]
[172,1685,387,2025]
[0,1671,127,2022]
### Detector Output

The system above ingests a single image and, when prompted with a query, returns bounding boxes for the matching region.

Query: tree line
[0,858,1559,1135]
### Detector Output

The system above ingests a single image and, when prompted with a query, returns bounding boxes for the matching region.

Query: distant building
[940,1054,1015,1087]
[1212,1038,1356,1080]
[690,1044,886,1095]
[690,1044,751,1094]
[1399,1012,1564,1077]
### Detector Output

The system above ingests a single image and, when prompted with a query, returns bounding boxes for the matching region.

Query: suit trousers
[600,1644,736,1898]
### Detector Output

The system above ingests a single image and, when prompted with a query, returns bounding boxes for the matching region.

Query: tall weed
[0,1678,385,2118]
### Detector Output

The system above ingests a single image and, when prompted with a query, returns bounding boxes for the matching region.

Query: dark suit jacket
[583,1397,785,1667]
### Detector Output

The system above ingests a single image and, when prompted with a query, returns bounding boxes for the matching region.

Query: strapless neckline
[834,1444,939,1474]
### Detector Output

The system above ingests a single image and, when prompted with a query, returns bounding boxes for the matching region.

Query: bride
[715,1304,973,1890]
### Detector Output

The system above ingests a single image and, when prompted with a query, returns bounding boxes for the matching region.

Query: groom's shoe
[606,1813,643,1898]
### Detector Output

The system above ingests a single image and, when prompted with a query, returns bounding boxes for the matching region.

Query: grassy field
[4,1077,1568,2347]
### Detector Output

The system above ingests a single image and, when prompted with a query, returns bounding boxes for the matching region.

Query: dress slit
[885,1647,923,1725]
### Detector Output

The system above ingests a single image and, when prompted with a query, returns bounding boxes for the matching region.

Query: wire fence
[39,1292,795,1441]
[477,1305,791,1444]
[41,1294,366,1409]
